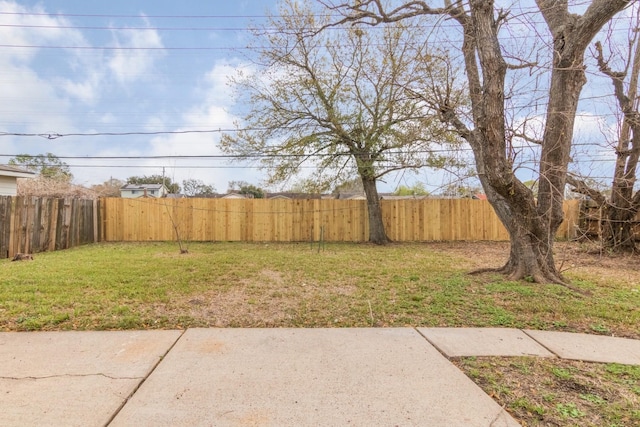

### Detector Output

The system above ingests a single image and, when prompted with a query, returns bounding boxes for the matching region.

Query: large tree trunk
[463,0,627,283]
[595,38,640,253]
[361,174,390,245]
[478,174,565,283]
[333,0,630,281]
[602,204,639,253]
[456,0,568,284]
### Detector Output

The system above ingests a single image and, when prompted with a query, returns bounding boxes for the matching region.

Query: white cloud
[141,59,260,190]
[108,20,165,84]
[0,1,90,134]
[59,76,100,104]
[0,1,86,62]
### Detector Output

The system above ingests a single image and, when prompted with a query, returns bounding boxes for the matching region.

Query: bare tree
[221,0,459,244]
[91,179,125,197]
[183,179,216,197]
[568,16,640,253]
[18,176,97,199]
[323,0,631,282]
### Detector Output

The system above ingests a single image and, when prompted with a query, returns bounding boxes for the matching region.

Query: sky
[0,0,635,195]
[0,0,285,192]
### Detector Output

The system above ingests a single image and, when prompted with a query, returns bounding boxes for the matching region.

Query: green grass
[2,241,639,427]
[0,241,639,336]
[455,357,640,427]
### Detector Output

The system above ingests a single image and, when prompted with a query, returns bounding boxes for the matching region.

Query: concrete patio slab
[111,328,519,427]
[418,327,556,358]
[524,330,640,365]
[0,330,183,427]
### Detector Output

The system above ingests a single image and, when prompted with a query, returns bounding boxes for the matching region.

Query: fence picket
[0,196,589,259]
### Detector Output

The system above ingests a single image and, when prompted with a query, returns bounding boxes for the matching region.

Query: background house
[120,183,168,198]
[0,165,36,196]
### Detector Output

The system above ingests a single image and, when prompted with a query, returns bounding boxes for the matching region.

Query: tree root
[468,267,591,296]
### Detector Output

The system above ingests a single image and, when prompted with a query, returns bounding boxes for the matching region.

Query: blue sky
[0,0,635,194]
[0,0,281,192]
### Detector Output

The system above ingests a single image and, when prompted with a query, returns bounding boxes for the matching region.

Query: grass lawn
[1,241,638,336]
[1,241,638,426]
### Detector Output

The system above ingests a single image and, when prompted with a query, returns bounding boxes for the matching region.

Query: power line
[0,23,263,31]
[0,129,239,139]
[0,44,239,51]
[0,12,276,19]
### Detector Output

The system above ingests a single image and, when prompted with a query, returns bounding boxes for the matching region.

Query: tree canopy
[228,181,265,199]
[127,174,180,194]
[9,153,72,181]
[322,0,631,282]
[221,0,460,243]
[182,179,216,197]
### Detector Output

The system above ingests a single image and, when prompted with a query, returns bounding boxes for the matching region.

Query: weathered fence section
[579,200,640,240]
[0,196,99,259]
[101,198,581,243]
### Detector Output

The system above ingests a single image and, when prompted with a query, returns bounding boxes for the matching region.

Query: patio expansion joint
[105,328,187,426]
[520,329,560,358]
[412,327,451,359]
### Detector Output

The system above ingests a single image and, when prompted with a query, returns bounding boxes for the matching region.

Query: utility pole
[162,167,166,193]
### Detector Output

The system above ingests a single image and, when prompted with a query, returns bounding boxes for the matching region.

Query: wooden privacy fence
[0,196,99,259]
[101,198,581,243]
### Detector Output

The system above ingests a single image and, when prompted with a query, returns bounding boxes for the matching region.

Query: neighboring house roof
[221,193,249,199]
[265,192,322,200]
[472,193,488,200]
[379,194,429,200]
[0,164,37,179]
[336,192,367,200]
[121,183,166,191]
[120,183,169,198]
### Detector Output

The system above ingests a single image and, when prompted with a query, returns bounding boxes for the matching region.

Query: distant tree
[91,179,124,197]
[286,178,326,194]
[182,179,216,197]
[332,178,364,196]
[9,153,72,181]
[127,174,180,194]
[393,183,429,197]
[439,183,483,199]
[228,181,264,199]
[221,0,459,244]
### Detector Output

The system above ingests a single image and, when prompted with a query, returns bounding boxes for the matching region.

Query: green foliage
[605,363,640,380]
[551,367,574,380]
[556,403,585,419]
[228,181,264,198]
[510,397,546,417]
[182,179,216,197]
[220,0,462,191]
[393,183,429,196]
[332,178,364,195]
[9,153,72,181]
[127,174,180,193]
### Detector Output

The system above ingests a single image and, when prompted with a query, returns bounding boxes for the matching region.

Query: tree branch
[566,174,607,206]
